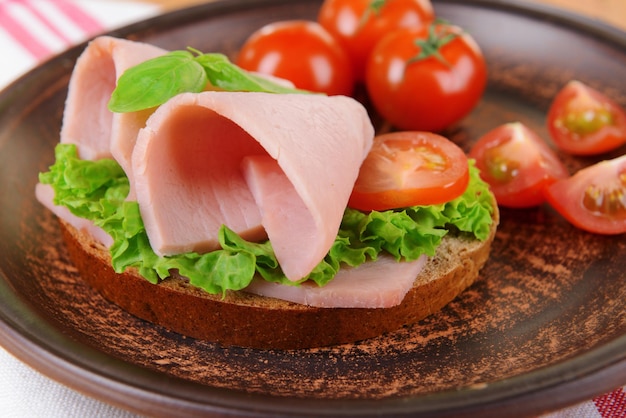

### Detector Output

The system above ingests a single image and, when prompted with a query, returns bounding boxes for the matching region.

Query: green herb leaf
[195,53,307,94]
[108,50,208,113]
[108,49,310,114]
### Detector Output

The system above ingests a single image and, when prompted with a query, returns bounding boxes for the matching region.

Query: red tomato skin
[547,80,626,155]
[365,25,487,132]
[469,122,569,208]
[318,0,434,81]
[349,131,470,211]
[236,20,354,96]
[545,155,626,235]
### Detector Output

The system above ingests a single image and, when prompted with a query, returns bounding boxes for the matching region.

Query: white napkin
[0,348,140,417]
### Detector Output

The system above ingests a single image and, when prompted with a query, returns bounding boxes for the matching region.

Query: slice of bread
[59,205,498,350]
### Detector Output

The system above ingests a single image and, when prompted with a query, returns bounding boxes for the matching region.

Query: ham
[241,155,318,279]
[244,255,428,308]
[132,91,374,281]
[35,35,437,309]
[60,36,166,198]
[36,36,164,253]
[35,183,113,248]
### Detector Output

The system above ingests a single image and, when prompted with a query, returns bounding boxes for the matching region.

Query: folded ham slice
[244,255,428,308]
[60,36,166,198]
[35,183,113,248]
[132,91,374,281]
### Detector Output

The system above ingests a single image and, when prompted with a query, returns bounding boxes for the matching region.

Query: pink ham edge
[244,255,428,308]
[241,155,316,278]
[35,183,113,248]
[60,36,166,199]
[132,91,374,281]
[37,36,166,247]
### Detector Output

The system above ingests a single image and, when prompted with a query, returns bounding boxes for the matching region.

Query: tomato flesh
[236,20,354,96]
[349,131,469,211]
[545,155,626,235]
[547,80,626,155]
[318,0,434,80]
[469,122,569,208]
[365,23,487,132]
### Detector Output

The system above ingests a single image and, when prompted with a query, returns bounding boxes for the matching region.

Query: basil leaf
[108,50,208,113]
[195,53,308,94]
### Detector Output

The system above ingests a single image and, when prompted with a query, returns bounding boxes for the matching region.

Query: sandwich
[36,36,498,349]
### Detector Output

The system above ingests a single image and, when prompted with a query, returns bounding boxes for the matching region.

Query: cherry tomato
[547,80,626,155]
[469,122,569,208]
[348,131,469,211]
[365,23,487,132]
[545,155,626,235]
[318,0,434,80]
[236,20,354,96]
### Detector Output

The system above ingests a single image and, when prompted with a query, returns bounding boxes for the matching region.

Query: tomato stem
[369,0,386,14]
[359,0,387,30]
[409,21,459,68]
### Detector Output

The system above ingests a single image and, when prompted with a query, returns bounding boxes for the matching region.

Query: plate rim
[0,0,625,416]
[1,289,625,417]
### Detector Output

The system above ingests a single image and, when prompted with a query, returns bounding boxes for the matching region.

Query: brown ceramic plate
[0,0,625,416]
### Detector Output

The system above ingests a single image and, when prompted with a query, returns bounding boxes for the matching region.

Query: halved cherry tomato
[348,131,469,211]
[318,0,434,80]
[545,155,626,235]
[469,122,569,208]
[365,22,487,132]
[236,20,354,96]
[547,80,626,155]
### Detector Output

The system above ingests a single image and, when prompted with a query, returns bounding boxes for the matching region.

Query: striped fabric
[0,0,157,87]
[0,1,624,417]
[543,387,626,417]
[596,388,626,416]
[0,0,104,59]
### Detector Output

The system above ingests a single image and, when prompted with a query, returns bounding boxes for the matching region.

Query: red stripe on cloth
[0,1,52,59]
[53,0,104,35]
[594,387,626,418]
[23,0,73,44]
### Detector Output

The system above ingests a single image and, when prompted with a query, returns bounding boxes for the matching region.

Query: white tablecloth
[0,1,624,416]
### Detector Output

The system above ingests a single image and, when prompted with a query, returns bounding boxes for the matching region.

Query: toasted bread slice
[60,205,498,350]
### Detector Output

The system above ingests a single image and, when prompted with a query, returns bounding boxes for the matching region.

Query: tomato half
[348,131,469,211]
[236,20,354,96]
[545,155,626,235]
[318,0,434,80]
[365,23,487,132]
[547,80,626,155]
[469,122,569,208]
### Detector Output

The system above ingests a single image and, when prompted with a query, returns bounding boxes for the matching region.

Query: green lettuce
[39,144,494,295]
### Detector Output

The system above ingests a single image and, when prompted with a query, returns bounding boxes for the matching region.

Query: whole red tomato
[237,20,354,96]
[318,0,434,80]
[365,23,487,132]
[547,80,626,155]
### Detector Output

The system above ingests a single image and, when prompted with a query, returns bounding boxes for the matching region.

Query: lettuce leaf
[40,144,494,295]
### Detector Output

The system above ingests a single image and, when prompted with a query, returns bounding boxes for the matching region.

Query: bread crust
[60,207,498,349]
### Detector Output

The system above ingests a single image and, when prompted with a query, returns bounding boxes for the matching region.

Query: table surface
[141,0,626,30]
